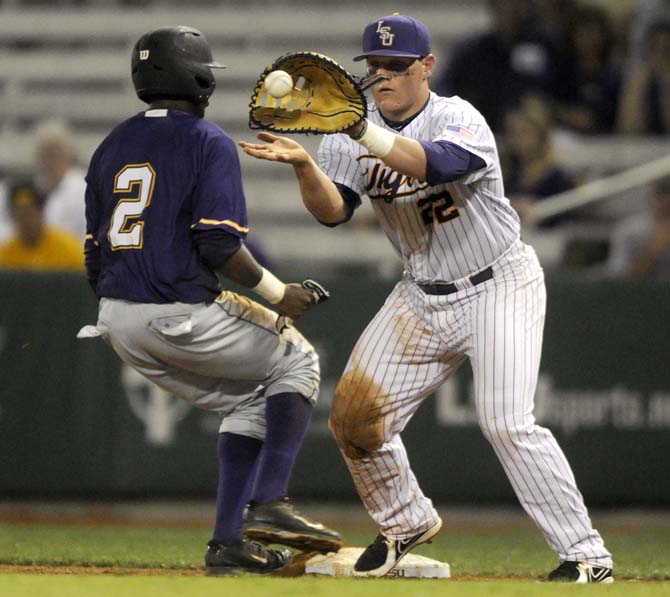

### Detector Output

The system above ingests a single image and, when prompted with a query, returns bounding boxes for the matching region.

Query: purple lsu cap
[353,14,431,62]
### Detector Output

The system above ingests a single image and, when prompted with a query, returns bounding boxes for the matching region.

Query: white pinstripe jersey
[318,92,520,283]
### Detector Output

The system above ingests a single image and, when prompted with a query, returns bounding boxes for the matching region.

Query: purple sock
[212,432,262,545]
[250,392,313,504]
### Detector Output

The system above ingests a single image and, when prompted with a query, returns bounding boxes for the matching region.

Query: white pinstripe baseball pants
[329,241,612,566]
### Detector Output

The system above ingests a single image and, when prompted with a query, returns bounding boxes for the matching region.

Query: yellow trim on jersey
[193,219,250,233]
[85,233,100,247]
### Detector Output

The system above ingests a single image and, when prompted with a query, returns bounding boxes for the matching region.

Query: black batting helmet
[131,26,226,105]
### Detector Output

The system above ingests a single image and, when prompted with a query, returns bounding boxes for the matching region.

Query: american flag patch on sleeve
[446,124,474,140]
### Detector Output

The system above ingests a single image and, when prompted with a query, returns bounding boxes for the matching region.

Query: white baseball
[265,70,293,98]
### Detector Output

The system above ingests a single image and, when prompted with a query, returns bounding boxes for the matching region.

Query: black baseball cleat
[243,497,343,554]
[352,517,443,577]
[547,561,613,583]
[204,539,293,576]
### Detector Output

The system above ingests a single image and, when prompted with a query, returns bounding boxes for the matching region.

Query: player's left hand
[275,279,330,332]
[275,283,317,320]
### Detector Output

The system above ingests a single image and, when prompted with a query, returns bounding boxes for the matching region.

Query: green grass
[0,520,668,596]
[1,523,669,580]
[0,575,667,597]
[0,525,202,569]
[0,575,668,597]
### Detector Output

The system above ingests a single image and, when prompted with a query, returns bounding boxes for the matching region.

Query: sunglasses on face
[365,57,423,78]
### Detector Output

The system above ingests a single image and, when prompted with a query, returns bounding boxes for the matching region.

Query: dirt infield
[0,564,202,576]
[2,566,667,584]
[0,563,536,581]
[0,551,318,578]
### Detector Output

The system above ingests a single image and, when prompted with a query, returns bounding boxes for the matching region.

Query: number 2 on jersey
[109,163,156,250]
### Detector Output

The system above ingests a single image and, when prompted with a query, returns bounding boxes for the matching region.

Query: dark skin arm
[218,244,315,320]
[218,243,264,287]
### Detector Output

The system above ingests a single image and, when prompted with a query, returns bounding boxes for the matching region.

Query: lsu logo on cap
[139,50,150,60]
[376,21,395,47]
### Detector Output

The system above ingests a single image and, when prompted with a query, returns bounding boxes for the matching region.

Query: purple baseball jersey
[84,108,248,303]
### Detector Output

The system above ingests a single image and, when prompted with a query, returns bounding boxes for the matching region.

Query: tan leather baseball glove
[249,51,370,134]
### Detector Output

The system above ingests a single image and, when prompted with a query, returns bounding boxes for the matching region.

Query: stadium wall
[0,271,668,505]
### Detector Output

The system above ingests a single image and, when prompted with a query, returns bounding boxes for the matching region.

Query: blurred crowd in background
[1,0,670,278]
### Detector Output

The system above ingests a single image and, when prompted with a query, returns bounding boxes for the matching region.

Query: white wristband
[354,120,396,157]
[251,268,286,304]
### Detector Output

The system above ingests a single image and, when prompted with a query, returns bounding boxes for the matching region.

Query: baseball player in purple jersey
[240,14,613,583]
[79,26,341,575]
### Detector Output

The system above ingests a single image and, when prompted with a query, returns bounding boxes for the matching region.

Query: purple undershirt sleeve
[420,140,486,185]
[193,229,243,270]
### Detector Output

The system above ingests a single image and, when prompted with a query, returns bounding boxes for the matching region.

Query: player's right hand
[239,132,311,165]
[274,283,316,320]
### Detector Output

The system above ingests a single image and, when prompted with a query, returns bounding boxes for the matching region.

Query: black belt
[418,266,494,295]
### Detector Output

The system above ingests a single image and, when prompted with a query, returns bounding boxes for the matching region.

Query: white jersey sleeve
[431,98,496,185]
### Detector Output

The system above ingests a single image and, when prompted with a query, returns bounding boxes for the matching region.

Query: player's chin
[376,95,404,115]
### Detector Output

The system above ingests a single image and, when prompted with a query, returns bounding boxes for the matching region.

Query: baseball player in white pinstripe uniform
[241,13,613,583]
